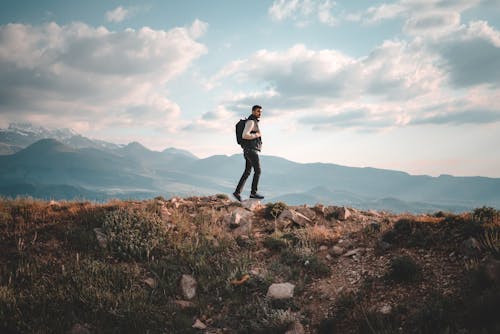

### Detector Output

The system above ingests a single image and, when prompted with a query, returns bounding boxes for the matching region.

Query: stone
[278,209,312,227]
[180,274,197,300]
[267,282,295,300]
[242,199,261,211]
[285,321,305,334]
[93,228,107,249]
[343,248,364,257]
[380,304,392,314]
[294,206,317,221]
[377,239,391,251]
[461,237,481,256]
[331,246,344,256]
[319,245,328,251]
[337,207,351,221]
[227,208,253,228]
[192,319,207,330]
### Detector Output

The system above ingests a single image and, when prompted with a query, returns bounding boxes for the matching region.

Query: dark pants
[235,149,261,195]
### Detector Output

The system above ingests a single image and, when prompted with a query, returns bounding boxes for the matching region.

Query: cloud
[0,21,208,132]
[207,18,500,131]
[436,20,500,87]
[106,6,129,23]
[268,0,338,26]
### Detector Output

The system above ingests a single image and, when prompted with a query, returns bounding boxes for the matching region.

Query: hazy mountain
[0,136,499,213]
[0,123,121,153]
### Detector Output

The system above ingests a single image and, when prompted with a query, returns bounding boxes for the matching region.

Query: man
[233,105,264,201]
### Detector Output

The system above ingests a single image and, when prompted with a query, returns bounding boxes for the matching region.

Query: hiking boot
[232,192,242,202]
[250,193,264,199]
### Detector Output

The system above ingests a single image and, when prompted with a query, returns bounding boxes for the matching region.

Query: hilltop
[0,196,499,333]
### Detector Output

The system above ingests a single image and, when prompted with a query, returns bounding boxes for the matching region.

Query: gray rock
[267,282,295,299]
[461,237,481,256]
[278,209,312,227]
[380,304,392,314]
[294,206,317,221]
[338,207,351,221]
[93,228,107,249]
[180,274,197,300]
[343,248,364,257]
[242,199,261,211]
[331,246,344,256]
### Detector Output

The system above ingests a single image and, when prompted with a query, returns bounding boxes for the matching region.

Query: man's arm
[242,120,260,139]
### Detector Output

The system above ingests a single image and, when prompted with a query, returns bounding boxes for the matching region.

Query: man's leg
[245,149,261,196]
[235,150,253,196]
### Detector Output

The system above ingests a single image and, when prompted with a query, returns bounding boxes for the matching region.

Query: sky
[1,0,500,178]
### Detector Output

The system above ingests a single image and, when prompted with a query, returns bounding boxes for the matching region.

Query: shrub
[265,202,288,220]
[102,207,166,260]
[386,255,421,283]
[472,206,499,224]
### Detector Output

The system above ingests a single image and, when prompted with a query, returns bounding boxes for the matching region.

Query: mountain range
[1,123,499,213]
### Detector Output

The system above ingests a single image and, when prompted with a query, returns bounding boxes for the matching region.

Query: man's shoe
[250,193,264,199]
[232,192,242,202]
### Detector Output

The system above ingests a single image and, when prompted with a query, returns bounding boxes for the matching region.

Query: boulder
[294,206,317,221]
[331,246,344,256]
[267,282,295,300]
[180,274,197,300]
[192,319,207,329]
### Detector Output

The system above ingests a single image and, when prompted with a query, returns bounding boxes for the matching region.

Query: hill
[1,138,499,213]
[0,196,499,333]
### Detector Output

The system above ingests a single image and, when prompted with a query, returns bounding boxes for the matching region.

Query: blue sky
[1,0,500,177]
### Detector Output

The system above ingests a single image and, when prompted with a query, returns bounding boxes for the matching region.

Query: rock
[68,324,91,334]
[337,207,351,221]
[343,248,364,257]
[367,222,381,232]
[93,228,107,249]
[242,199,261,211]
[380,304,392,314]
[319,245,328,252]
[180,274,197,300]
[461,237,481,256]
[225,208,253,236]
[285,321,305,334]
[267,282,295,300]
[278,209,312,227]
[294,206,317,221]
[331,246,344,256]
[192,319,207,330]
[377,239,391,251]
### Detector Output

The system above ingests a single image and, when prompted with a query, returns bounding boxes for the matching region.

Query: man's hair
[252,105,262,112]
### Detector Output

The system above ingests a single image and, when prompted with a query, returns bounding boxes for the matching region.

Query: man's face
[253,108,262,118]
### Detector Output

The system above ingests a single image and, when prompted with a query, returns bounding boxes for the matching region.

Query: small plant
[386,255,421,283]
[478,228,500,256]
[472,206,499,224]
[102,207,167,260]
[263,234,289,251]
[216,193,229,200]
[265,202,288,220]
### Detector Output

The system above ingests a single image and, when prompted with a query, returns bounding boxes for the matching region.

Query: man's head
[252,105,262,119]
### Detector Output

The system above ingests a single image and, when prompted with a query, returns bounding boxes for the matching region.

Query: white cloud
[207,20,500,131]
[268,0,338,26]
[106,6,129,23]
[0,21,208,133]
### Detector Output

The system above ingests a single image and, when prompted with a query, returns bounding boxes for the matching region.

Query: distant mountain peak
[162,147,198,159]
[6,122,77,138]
